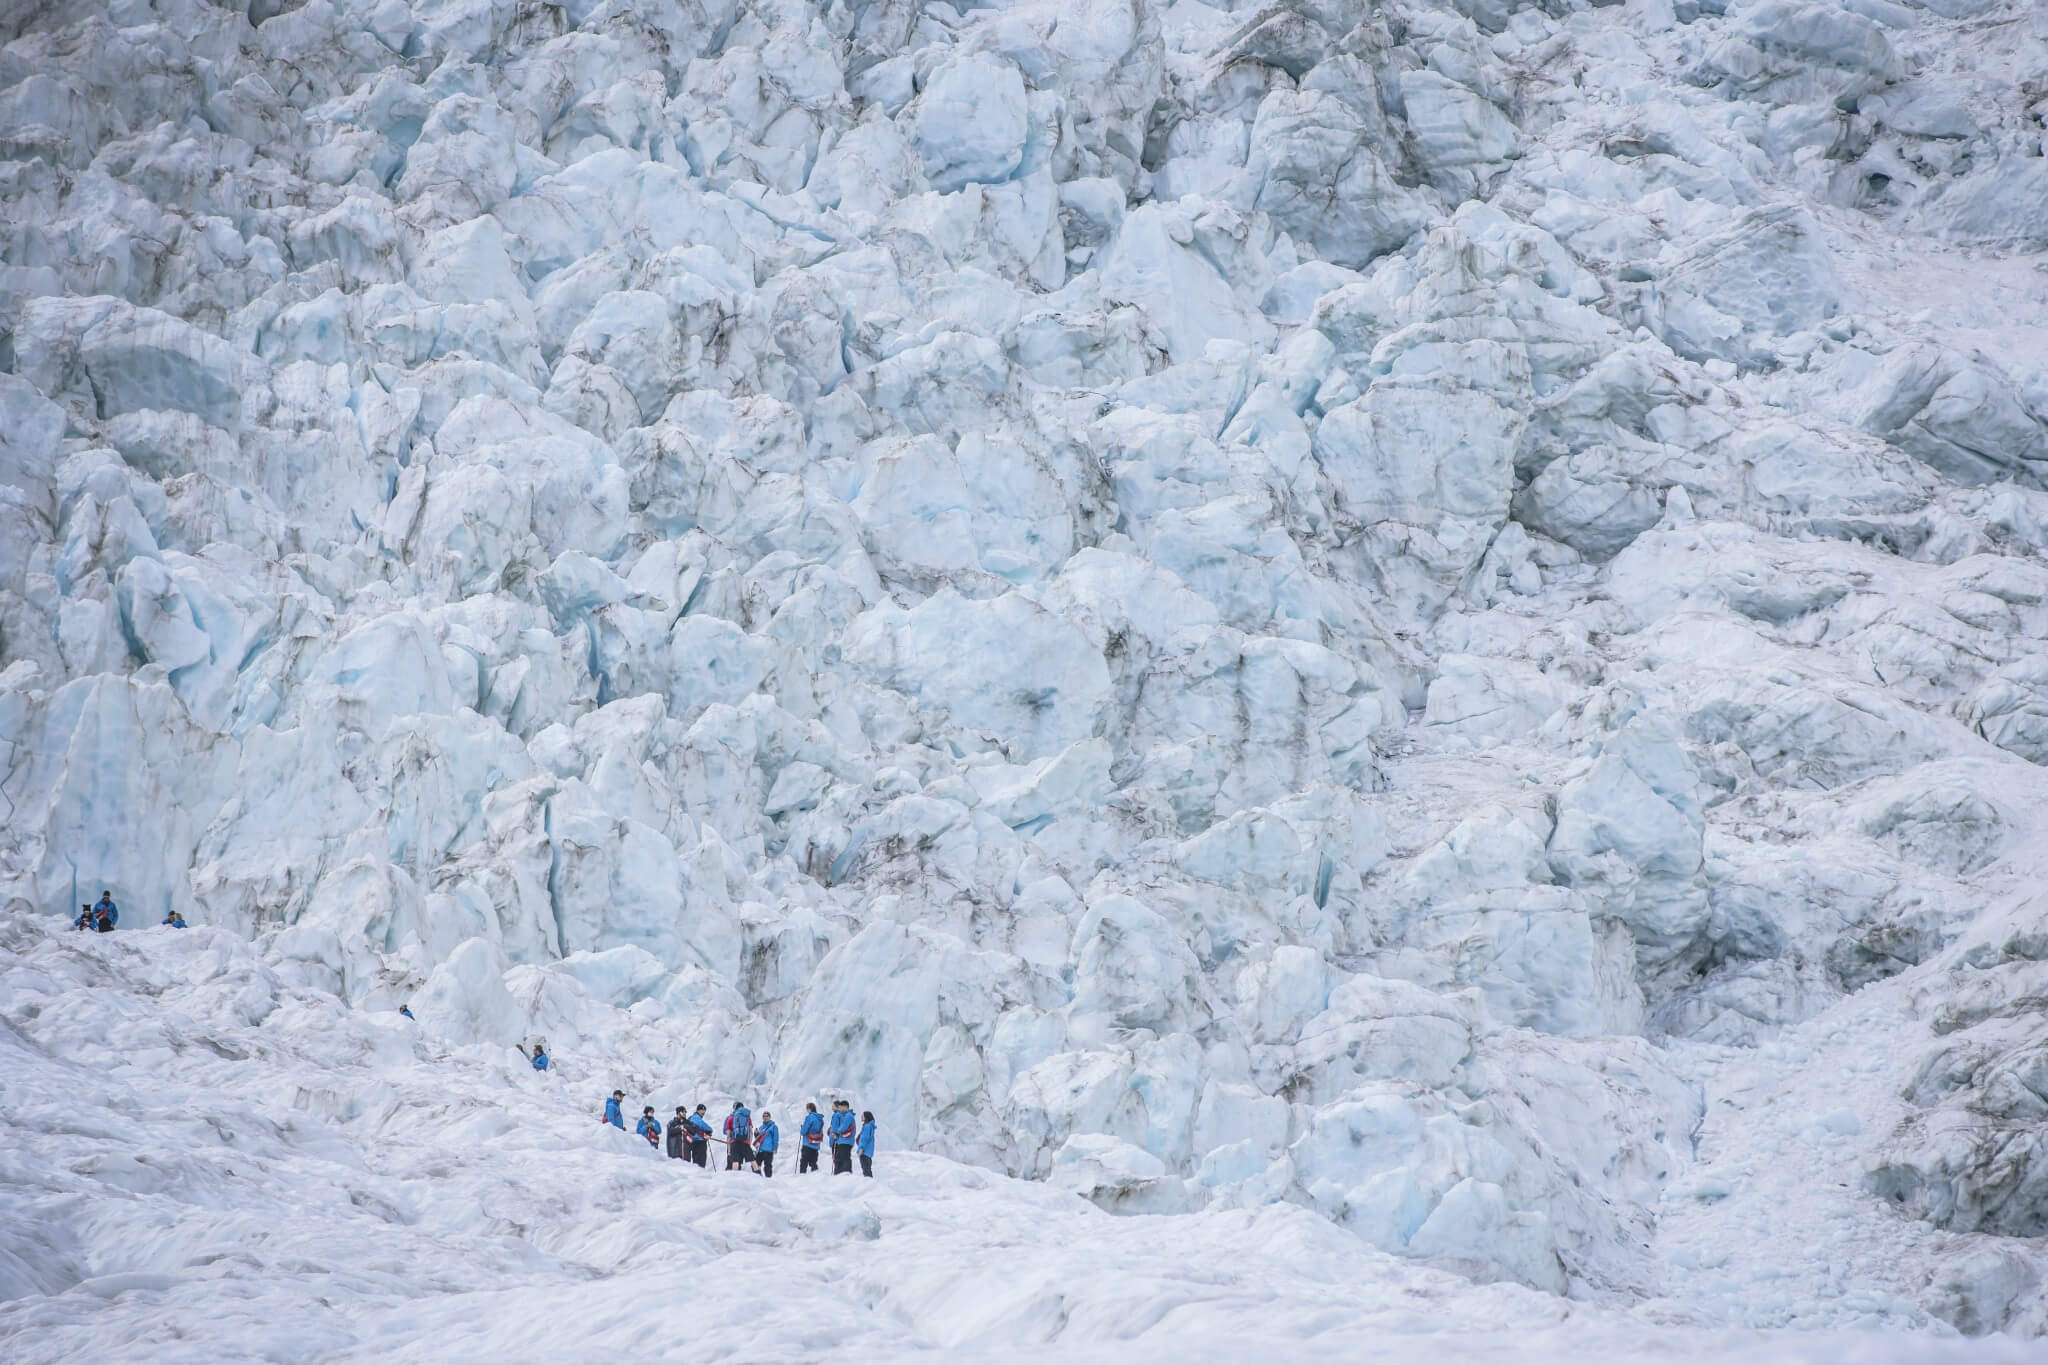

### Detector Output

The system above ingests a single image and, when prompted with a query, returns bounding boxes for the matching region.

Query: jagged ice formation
[3,0,2048,1351]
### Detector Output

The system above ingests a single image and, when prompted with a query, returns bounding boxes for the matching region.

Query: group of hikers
[70,903,880,1181]
[74,907,878,1180]
[69,892,186,931]
[604,1092,878,1177]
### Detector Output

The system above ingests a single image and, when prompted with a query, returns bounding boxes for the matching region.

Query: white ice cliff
[3,0,2048,1352]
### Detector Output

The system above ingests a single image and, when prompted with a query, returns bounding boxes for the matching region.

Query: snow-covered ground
[0,913,2038,1361]
[4,0,2048,1353]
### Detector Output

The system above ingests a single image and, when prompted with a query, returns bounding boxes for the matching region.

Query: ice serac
[4,0,2048,1338]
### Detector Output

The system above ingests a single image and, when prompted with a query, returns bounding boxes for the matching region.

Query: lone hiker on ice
[755,1111,779,1178]
[666,1107,689,1160]
[521,1041,549,1071]
[637,1107,662,1147]
[687,1104,713,1166]
[799,1102,824,1174]
[829,1099,857,1174]
[724,1100,753,1170]
[857,1111,877,1178]
[603,1090,625,1129]
[162,911,187,928]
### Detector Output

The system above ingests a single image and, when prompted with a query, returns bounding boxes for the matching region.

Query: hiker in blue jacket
[755,1112,779,1178]
[521,1041,549,1071]
[725,1101,753,1170]
[74,904,93,930]
[798,1103,825,1174]
[94,892,118,931]
[636,1107,661,1147]
[828,1099,857,1174]
[602,1090,625,1128]
[686,1104,713,1166]
[857,1111,877,1177]
[162,911,187,928]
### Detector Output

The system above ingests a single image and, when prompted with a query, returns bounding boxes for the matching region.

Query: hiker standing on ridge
[666,1107,689,1160]
[687,1104,713,1166]
[798,1102,824,1174]
[93,892,118,931]
[725,1100,753,1171]
[755,1112,779,1178]
[857,1111,877,1178]
[603,1090,625,1129]
[637,1107,662,1147]
[828,1099,857,1174]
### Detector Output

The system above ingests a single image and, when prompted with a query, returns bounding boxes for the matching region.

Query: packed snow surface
[3,0,2048,1354]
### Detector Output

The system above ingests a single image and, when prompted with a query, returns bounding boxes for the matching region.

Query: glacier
[3,0,2048,1355]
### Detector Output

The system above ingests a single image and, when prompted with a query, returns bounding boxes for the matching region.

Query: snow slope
[0,912,2039,1361]
[4,0,2048,1348]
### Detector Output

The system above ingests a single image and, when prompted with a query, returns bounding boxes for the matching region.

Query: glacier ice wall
[3,0,2048,1326]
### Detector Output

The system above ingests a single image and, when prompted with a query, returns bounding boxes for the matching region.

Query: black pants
[798,1146,819,1173]
[758,1151,774,1178]
[832,1144,853,1174]
[690,1139,707,1167]
[666,1130,684,1159]
[727,1139,751,1169]
[860,1154,873,1177]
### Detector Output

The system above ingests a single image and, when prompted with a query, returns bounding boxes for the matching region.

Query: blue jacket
[636,1115,661,1142]
[800,1112,825,1147]
[727,1106,752,1141]
[829,1110,856,1145]
[756,1119,779,1154]
[687,1114,712,1138]
[96,897,118,926]
[603,1097,624,1128]
[857,1120,876,1157]
[530,1051,549,1071]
